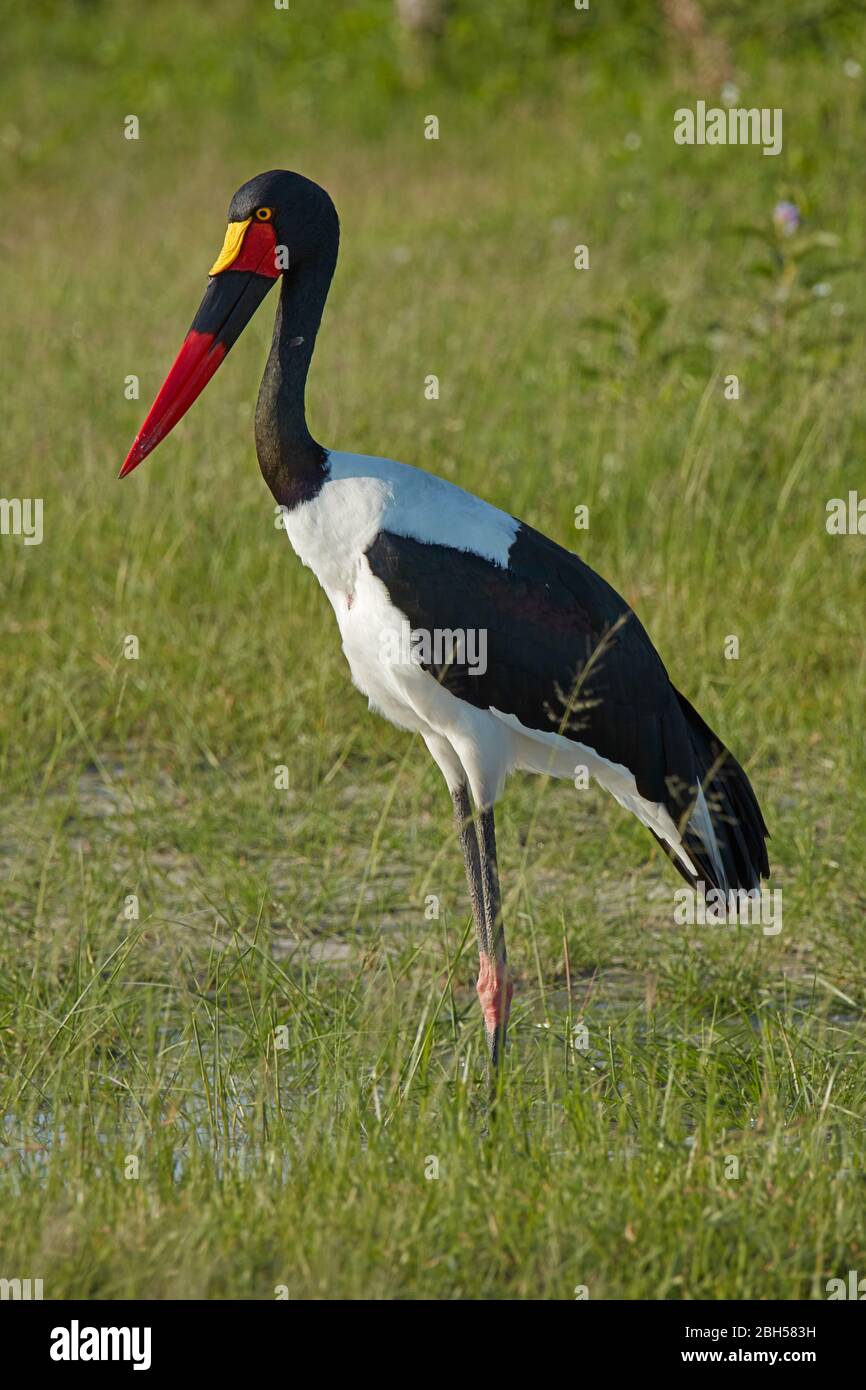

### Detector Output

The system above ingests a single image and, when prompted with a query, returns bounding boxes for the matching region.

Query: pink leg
[476,952,514,1039]
[476,808,510,1069]
[452,789,513,1074]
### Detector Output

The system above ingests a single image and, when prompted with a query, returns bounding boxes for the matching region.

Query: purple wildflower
[773,200,800,237]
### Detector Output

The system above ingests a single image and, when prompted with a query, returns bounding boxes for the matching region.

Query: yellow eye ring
[255,207,273,221]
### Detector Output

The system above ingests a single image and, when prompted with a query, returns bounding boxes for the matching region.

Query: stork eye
[255,207,273,221]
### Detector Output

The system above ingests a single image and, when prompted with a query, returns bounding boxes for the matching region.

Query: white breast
[278,451,521,804]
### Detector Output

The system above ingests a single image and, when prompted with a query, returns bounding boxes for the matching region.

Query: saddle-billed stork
[121,170,769,1069]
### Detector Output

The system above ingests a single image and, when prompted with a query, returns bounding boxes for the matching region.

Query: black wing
[366,522,769,891]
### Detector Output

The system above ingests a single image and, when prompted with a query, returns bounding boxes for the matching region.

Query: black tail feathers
[657,689,770,894]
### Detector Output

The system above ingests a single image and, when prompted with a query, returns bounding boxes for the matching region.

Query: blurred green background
[1,0,865,1300]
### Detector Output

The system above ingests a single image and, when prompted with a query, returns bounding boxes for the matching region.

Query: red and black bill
[120,218,281,478]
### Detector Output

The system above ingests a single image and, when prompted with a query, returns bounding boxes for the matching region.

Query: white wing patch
[326,452,519,567]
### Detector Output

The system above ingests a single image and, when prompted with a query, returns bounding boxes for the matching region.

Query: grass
[1,0,865,1299]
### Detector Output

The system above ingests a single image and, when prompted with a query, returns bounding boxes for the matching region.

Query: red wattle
[229,221,280,278]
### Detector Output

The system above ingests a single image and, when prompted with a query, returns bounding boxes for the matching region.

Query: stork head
[119,170,338,478]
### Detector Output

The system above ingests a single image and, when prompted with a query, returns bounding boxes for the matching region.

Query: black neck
[255,246,336,508]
